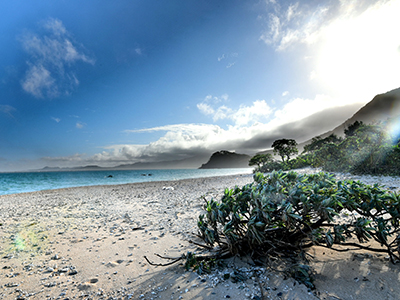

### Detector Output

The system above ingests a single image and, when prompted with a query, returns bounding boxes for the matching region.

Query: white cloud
[41,95,361,168]
[213,106,233,122]
[21,64,55,98]
[101,123,259,163]
[51,117,61,123]
[86,97,359,166]
[286,3,299,22]
[231,100,273,126]
[282,91,289,96]
[261,0,400,103]
[197,102,215,116]
[0,105,16,118]
[41,18,67,36]
[259,1,392,51]
[197,95,272,126]
[76,122,85,129]
[260,2,330,51]
[270,94,345,128]
[218,53,238,68]
[42,153,83,162]
[20,18,94,98]
[202,94,228,104]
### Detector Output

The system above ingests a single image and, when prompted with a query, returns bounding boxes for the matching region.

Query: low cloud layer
[40,100,362,168]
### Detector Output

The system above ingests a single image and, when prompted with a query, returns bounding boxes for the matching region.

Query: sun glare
[314,1,400,102]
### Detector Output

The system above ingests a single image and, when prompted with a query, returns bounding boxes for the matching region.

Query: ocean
[0,168,253,196]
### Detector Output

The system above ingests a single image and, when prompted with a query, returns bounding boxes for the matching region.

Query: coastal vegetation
[195,170,400,288]
[184,120,400,288]
[251,120,400,176]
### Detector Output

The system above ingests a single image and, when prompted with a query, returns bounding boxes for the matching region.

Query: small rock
[68,269,78,275]
[5,282,19,287]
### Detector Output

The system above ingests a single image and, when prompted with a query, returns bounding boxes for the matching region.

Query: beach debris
[162,186,174,191]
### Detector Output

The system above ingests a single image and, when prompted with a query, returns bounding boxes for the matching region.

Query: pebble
[68,269,78,275]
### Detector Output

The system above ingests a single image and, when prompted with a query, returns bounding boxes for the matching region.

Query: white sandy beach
[1,171,400,300]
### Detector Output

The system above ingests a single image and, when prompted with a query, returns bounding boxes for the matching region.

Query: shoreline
[0,169,253,197]
[1,172,400,299]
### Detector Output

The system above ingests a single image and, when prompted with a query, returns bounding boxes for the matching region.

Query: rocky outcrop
[199,150,251,169]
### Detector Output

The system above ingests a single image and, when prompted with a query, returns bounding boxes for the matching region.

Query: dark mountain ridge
[316,87,400,139]
[199,150,251,169]
[290,87,400,154]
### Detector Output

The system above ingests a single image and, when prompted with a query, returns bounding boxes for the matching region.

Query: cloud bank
[20,18,95,98]
[41,95,362,168]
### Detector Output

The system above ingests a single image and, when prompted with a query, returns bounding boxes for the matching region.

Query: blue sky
[1,0,400,171]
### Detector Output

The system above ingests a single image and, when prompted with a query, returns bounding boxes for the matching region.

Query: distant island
[199,150,251,169]
[35,152,252,172]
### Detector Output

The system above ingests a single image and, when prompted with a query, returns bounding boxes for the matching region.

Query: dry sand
[0,171,400,300]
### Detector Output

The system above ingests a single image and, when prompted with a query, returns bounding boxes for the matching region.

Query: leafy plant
[197,170,400,288]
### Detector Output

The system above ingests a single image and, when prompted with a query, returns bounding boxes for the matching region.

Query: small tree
[249,153,273,169]
[272,138,298,162]
[344,120,363,137]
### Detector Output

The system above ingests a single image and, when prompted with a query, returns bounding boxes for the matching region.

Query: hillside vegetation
[251,120,400,176]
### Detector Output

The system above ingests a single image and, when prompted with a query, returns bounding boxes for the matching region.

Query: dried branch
[143,255,183,267]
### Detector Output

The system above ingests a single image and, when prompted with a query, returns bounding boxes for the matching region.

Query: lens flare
[4,221,49,257]
[387,118,400,144]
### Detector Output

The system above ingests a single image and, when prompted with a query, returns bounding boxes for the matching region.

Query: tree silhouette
[344,120,364,137]
[272,138,298,162]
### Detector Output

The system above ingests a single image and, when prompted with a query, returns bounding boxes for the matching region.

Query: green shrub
[197,170,400,288]
[256,160,282,173]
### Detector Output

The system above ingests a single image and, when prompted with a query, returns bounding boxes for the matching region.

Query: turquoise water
[0,168,252,196]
